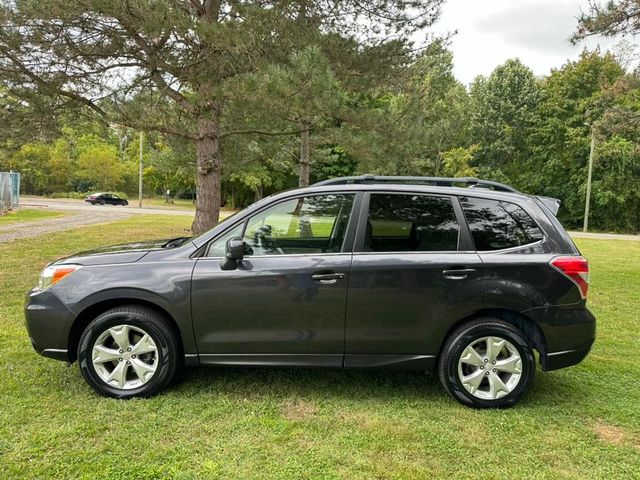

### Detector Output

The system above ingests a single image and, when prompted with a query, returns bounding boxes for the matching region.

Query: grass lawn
[142,197,197,210]
[0,208,64,225]
[0,216,639,479]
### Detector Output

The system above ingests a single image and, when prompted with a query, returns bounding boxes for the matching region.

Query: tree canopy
[0,3,638,232]
[574,0,640,40]
[0,0,444,232]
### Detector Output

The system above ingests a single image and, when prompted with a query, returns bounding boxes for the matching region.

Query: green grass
[1,217,639,479]
[142,197,197,210]
[0,208,64,225]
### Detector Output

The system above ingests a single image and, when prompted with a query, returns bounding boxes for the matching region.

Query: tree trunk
[433,134,442,176]
[191,110,222,234]
[298,121,311,187]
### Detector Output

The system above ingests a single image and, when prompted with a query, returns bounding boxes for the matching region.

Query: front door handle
[311,272,345,285]
[442,268,476,280]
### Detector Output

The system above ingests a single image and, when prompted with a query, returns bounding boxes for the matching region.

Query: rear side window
[365,194,460,252]
[460,197,543,251]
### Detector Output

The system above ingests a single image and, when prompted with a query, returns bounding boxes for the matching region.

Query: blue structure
[10,171,20,208]
[0,171,20,211]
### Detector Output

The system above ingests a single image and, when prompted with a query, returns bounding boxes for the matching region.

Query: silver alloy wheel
[92,324,158,390]
[457,336,523,400]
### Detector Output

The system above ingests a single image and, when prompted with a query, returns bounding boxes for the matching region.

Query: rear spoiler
[534,195,561,216]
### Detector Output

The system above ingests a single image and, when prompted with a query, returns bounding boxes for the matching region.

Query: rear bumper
[541,338,594,371]
[522,305,596,372]
[24,288,75,362]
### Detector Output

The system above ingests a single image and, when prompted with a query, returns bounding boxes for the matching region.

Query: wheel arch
[437,308,547,365]
[68,298,184,363]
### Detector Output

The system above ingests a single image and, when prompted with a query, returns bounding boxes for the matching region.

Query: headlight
[37,264,82,290]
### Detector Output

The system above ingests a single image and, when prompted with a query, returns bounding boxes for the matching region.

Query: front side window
[364,194,460,252]
[460,197,543,251]
[206,223,244,257]
[242,194,355,255]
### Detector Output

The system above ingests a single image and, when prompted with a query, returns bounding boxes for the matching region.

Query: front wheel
[78,306,179,398]
[438,318,535,408]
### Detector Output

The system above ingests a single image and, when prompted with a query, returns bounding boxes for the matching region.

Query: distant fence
[0,171,20,213]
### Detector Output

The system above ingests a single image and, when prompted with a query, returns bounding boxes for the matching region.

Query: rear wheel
[78,306,179,398]
[438,318,535,408]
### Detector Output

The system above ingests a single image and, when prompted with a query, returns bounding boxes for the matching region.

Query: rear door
[191,192,360,366]
[344,191,484,368]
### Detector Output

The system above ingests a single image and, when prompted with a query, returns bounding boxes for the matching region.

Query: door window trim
[458,196,547,253]
[353,191,467,254]
[199,191,363,259]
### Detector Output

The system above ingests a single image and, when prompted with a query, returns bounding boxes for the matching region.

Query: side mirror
[220,237,245,271]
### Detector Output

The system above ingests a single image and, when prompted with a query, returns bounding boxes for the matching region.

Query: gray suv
[25,176,595,408]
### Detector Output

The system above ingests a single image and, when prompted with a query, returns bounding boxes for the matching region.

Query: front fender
[52,261,197,354]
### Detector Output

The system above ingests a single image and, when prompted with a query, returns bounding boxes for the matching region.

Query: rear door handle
[311,272,345,285]
[442,268,476,279]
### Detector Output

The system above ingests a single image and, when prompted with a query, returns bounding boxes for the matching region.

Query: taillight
[550,256,590,299]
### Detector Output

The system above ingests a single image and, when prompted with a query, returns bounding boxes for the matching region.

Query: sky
[426,0,621,85]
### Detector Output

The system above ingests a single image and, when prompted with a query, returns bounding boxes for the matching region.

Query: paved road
[21,197,195,216]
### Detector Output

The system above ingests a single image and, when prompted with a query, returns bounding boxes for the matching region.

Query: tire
[99,199,105,205]
[77,306,180,399]
[438,318,535,408]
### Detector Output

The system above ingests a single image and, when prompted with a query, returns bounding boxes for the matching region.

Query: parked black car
[85,192,128,206]
[26,176,595,408]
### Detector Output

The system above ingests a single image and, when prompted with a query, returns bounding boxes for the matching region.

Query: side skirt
[198,354,343,368]
[344,354,436,370]
[195,354,436,371]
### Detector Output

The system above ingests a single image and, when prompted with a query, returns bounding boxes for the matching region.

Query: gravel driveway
[1,197,197,243]
[0,210,131,243]
[21,197,194,216]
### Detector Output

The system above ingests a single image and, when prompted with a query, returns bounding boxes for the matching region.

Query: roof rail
[313,175,520,193]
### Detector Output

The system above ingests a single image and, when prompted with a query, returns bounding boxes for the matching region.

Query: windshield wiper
[163,236,191,248]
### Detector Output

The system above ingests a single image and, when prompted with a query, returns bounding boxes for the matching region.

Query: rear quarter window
[460,197,543,251]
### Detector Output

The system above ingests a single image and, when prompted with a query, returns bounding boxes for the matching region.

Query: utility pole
[138,131,143,208]
[583,124,595,232]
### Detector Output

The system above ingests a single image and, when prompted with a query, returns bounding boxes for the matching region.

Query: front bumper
[24,288,76,362]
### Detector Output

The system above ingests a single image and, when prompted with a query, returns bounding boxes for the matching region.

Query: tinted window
[365,194,460,252]
[243,194,355,255]
[460,197,543,251]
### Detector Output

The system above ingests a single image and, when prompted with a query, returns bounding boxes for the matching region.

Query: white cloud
[424,0,619,85]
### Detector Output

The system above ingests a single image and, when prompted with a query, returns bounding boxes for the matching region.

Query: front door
[191,193,358,367]
[344,192,484,369]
